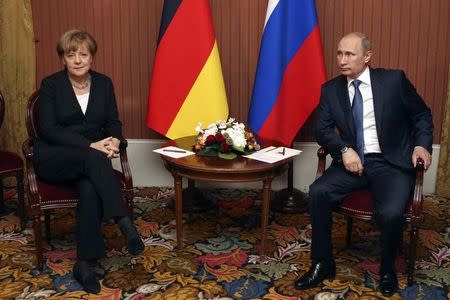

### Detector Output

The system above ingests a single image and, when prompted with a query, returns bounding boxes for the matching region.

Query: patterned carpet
[0,186,449,299]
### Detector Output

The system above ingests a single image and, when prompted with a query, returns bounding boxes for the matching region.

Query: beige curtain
[0,0,35,155]
[436,64,450,197]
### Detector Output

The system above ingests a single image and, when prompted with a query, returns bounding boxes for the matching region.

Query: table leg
[174,174,183,250]
[260,178,272,259]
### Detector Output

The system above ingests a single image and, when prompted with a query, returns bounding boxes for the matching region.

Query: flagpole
[271,143,308,213]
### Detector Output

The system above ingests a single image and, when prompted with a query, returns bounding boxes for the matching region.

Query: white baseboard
[113,139,439,195]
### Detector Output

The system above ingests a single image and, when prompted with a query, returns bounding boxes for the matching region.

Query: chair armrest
[316,147,329,179]
[410,157,424,222]
[119,138,128,151]
[22,137,33,159]
[118,138,133,190]
[22,138,39,197]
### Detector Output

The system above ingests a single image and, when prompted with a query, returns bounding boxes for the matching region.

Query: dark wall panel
[32,0,450,143]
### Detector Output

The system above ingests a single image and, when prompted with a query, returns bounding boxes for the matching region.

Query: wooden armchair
[0,90,25,230]
[316,147,424,286]
[22,90,134,270]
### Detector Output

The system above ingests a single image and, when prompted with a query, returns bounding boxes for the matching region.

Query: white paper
[243,146,302,163]
[153,146,195,158]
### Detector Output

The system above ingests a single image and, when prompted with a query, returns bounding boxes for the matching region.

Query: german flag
[146,0,228,139]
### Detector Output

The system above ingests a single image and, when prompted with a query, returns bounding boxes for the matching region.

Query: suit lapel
[85,71,95,118]
[336,76,354,135]
[370,68,384,139]
[62,70,86,118]
[64,70,95,119]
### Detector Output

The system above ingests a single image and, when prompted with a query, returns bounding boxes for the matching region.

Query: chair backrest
[26,90,40,139]
[0,90,5,129]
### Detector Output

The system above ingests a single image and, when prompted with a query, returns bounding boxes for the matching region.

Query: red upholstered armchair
[22,90,134,270]
[0,90,25,230]
[316,147,425,286]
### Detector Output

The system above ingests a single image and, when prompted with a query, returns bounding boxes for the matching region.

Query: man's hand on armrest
[412,146,431,171]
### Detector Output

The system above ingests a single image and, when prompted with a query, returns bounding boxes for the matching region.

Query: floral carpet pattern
[0,187,449,299]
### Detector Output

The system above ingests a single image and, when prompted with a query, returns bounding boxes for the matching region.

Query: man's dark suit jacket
[315,67,433,170]
[34,69,123,163]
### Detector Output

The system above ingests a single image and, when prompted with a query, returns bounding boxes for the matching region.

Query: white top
[76,93,90,115]
[347,67,381,154]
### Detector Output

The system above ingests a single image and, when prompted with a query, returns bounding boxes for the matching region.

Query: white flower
[195,123,204,133]
[193,117,259,154]
[204,122,218,137]
[224,127,247,148]
[206,122,217,130]
[217,120,227,129]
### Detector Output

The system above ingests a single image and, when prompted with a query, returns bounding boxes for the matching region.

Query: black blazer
[34,69,123,162]
[315,67,433,170]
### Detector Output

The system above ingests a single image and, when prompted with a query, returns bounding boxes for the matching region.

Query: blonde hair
[56,29,97,58]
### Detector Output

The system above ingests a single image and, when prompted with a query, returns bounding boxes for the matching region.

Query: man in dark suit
[294,32,433,296]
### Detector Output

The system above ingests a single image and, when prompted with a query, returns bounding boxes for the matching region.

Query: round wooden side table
[159,136,295,257]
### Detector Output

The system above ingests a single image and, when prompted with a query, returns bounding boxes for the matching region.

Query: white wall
[113,140,439,195]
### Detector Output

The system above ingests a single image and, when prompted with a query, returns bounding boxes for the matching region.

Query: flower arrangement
[192,118,260,159]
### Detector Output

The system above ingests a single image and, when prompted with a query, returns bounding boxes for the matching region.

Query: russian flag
[248,0,326,146]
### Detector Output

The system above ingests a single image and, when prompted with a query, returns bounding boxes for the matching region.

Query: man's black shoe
[379,272,398,297]
[294,260,336,290]
[73,261,100,294]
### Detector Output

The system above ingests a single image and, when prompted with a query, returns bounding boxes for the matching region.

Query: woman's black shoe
[127,236,145,255]
[73,261,100,294]
[379,271,398,296]
[116,216,145,255]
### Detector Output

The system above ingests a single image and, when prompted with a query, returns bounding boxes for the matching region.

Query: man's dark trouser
[308,155,414,273]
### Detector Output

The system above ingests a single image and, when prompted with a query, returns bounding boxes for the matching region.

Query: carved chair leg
[346,216,353,248]
[16,171,26,230]
[126,189,134,219]
[399,234,404,255]
[408,224,418,286]
[0,181,4,213]
[44,210,51,243]
[398,222,408,255]
[33,213,44,270]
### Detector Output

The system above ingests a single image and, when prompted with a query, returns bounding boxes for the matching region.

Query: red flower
[206,135,216,144]
[215,133,225,143]
[222,143,231,152]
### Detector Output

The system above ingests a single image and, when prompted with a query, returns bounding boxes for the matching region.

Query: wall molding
[114,139,439,195]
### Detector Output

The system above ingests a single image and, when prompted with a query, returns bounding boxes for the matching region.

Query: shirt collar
[347,66,371,87]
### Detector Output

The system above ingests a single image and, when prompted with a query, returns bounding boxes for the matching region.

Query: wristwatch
[340,146,349,154]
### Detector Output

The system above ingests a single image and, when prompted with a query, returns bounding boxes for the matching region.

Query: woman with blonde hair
[34,29,144,293]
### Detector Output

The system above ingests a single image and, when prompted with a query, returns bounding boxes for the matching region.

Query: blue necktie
[352,80,364,164]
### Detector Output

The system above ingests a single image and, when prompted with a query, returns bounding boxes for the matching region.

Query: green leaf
[246,262,291,280]
[197,147,218,156]
[232,145,245,153]
[218,152,237,160]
